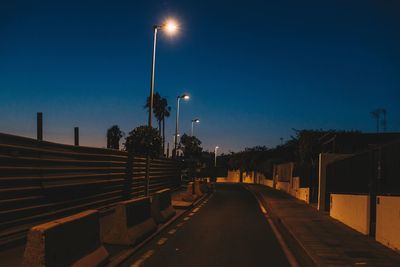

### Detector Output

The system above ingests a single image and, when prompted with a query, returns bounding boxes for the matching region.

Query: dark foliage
[124,125,162,158]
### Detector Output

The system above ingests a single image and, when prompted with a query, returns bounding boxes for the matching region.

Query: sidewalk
[247,184,400,267]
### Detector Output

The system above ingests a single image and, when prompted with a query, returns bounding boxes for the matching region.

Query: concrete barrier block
[23,210,109,267]
[199,181,209,194]
[182,182,198,202]
[151,189,176,224]
[102,197,157,246]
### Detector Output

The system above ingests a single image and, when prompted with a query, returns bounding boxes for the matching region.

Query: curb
[244,184,318,267]
[106,193,211,267]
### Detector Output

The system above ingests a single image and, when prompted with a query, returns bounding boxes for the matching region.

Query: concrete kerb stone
[101,197,157,246]
[246,185,319,267]
[151,189,176,224]
[23,210,109,267]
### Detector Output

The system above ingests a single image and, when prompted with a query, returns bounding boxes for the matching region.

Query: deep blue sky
[1,0,399,152]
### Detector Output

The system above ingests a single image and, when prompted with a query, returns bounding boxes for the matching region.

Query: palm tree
[106,125,124,150]
[145,93,171,156]
[145,92,163,132]
[159,97,171,154]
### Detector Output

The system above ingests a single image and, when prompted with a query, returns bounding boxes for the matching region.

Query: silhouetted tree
[145,93,171,156]
[124,126,162,158]
[179,134,202,159]
[159,97,171,155]
[145,92,162,131]
[106,125,124,150]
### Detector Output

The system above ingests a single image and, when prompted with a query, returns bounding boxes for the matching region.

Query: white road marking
[183,216,190,221]
[168,229,177,235]
[193,207,200,212]
[189,212,195,216]
[245,186,300,267]
[157,237,168,245]
[130,249,155,267]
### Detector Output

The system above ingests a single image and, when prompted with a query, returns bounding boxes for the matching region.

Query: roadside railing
[0,132,181,249]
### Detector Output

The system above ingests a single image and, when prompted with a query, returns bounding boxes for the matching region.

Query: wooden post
[74,127,79,146]
[37,112,43,141]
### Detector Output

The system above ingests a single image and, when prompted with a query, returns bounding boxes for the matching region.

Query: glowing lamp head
[181,94,190,100]
[164,19,178,34]
[194,119,200,123]
[215,146,219,150]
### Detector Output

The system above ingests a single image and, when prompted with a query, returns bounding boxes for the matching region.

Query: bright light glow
[195,119,200,123]
[164,19,178,34]
[182,94,190,100]
[215,146,219,149]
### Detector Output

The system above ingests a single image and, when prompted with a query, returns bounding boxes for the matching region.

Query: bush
[124,126,162,158]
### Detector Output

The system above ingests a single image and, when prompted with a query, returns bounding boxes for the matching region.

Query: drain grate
[344,251,376,259]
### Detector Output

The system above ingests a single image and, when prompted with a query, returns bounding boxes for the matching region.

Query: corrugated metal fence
[0,133,181,248]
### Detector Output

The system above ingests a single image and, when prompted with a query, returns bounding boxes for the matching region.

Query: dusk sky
[1,0,399,153]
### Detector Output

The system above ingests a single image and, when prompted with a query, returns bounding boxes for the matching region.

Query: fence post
[74,127,79,146]
[37,112,43,141]
[124,153,133,199]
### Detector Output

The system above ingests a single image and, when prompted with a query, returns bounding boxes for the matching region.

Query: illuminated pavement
[121,184,290,267]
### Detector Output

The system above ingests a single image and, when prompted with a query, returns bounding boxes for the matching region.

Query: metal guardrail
[0,133,181,248]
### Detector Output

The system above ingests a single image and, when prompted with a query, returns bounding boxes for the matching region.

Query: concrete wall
[376,196,400,252]
[276,181,290,192]
[330,194,370,235]
[217,170,240,183]
[263,179,274,188]
[273,162,294,184]
[242,172,254,184]
[318,153,350,211]
[296,188,310,203]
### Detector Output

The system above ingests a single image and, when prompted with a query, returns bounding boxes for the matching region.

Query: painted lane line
[183,216,190,221]
[192,207,200,212]
[176,222,184,227]
[168,229,177,235]
[246,186,300,267]
[130,249,155,267]
[189,212,195,216]
[157,237,168,245]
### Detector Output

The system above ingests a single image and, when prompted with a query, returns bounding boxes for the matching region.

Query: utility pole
[370,108,387,133]
[381,109,387,132]
[370,109,381,133]
[37,112,43,141]
[74,127,79,146]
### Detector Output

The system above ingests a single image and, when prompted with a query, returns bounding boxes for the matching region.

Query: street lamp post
[214,146,219,167]
[174,94,190,157]
[191,118,200,136]
[147,19,178,128]
[145,19,178,196]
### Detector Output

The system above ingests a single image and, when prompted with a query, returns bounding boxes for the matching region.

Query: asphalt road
[122,183,291,267]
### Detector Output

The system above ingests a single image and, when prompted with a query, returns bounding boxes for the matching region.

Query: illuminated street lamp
[191,118,200,136]
[146,19,179,196]
[214,146,219,167]
[148,19,179,127]
[174,94,190,157]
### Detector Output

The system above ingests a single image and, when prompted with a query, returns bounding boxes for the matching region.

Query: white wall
[263,179,274,188]
[376,196,400,252]
[296,188,310,203]
[216,170,240,183]
[330,194,370,235]
[276,181,290,192]
[243,172,254,184]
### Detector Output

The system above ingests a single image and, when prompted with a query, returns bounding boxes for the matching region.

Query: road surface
[122,183,291,267]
